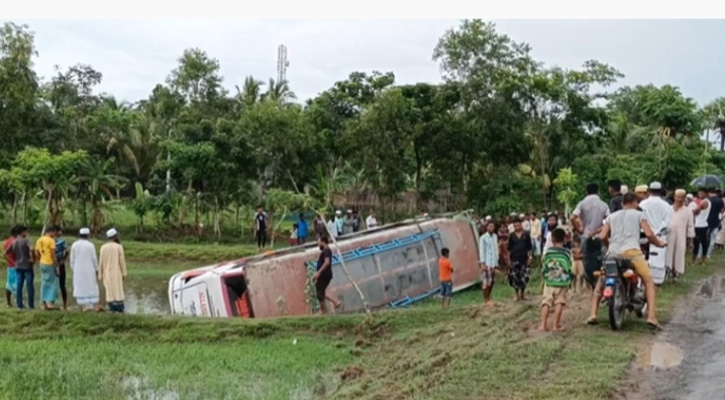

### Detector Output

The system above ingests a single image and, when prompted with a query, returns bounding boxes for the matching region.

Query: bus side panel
[244,218,479,318]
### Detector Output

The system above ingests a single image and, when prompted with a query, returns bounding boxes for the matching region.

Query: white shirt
[695,200,710,228]
[366,215,378,229]
[522,220,531,232]
[326,220,338,238]
[639,196,672,235]
[543,231,553,254]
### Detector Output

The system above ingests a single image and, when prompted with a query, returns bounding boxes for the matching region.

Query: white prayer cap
[687,193,694,200]
[106,228,118,238]
[485,215,492,220]
[347,209,353,213]
[649,181,662,190]
[335,210,342,215]
[675,189,686,196]
[519,214,525,218]
[79,228,90,235]
[621,185,628,194]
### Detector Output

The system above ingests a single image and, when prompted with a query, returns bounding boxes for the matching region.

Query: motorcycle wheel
[608,279,626,330]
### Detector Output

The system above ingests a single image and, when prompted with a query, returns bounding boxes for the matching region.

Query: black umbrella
[690,175,723,188]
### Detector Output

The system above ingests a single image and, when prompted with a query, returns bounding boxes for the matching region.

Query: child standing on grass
[290,223,299,246]
[439,248,453,309]
[571,238,584,293]
[540,228,572,332]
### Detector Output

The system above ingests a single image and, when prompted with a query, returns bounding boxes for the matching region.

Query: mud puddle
[639,342,684,369]
[621,272,725,400]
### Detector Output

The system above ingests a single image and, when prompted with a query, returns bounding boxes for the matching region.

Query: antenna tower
[277,44,289,83]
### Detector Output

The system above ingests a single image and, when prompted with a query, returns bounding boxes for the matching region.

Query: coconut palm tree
[235,76,265,109]
[86,97,144,178]
[74,157,128,233]
[263,78,296,104]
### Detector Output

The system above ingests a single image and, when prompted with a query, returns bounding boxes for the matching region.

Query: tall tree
[0,22,42,167]
[433,19,535,205]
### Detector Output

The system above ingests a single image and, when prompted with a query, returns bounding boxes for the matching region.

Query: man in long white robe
[667,190,695,282]
[99,228,127,313]
[70,228,100,311]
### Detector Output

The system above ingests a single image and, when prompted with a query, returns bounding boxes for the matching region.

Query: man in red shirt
[3,226,18,307]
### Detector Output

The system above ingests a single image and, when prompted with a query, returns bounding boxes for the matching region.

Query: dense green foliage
[1,19,724,238]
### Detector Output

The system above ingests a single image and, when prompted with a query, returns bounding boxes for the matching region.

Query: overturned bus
[168,214,482,318]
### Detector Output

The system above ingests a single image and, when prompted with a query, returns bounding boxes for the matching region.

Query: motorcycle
[598,256,646,330]
[599,227,669,331]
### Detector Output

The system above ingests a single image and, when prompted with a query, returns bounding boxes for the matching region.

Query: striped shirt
[479,232,499,268]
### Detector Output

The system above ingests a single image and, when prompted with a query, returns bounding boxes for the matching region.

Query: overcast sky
[6,19,725,106]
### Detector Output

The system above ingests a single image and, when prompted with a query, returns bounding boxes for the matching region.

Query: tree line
[1,19,725,237]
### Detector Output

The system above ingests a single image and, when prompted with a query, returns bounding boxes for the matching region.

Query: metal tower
[277,44,289,83]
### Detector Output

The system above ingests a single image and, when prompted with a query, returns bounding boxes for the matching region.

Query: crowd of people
[252,206,380,250]
[3,226,128,312]
[439,179,725,332]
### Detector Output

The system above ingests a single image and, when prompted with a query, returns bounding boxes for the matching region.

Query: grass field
[0,247,717,399]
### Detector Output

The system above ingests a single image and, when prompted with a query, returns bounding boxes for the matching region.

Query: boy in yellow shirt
[35,226,59,310]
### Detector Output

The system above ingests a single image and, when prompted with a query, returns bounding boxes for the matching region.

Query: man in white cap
[334,210,344,237]
[639,182,672,239]
[70,228,100,311]
[99,228,127,313]
[639,182,672,284]
[667,189,694,282]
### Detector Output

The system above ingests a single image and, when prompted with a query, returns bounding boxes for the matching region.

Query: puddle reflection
[640,342,684,369]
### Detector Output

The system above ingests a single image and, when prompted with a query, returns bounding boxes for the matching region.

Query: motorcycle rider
[588,192,667,329]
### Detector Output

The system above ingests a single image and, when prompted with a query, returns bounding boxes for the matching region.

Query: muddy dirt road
[622,272,725,400]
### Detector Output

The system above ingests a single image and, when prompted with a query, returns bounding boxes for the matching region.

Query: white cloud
[5,19,725,105]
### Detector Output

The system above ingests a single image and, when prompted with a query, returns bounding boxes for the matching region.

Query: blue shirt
[297,219,308,238]
[479,232,499,267]
[55,238,68,265]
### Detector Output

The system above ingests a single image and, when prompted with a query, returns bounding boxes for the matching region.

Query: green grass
[0,255,718,399]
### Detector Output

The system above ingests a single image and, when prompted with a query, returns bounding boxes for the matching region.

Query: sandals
[647,321,664,331]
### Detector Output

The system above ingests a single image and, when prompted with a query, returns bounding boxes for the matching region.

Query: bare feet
[334,301,342,309]
[539,324,549,332]
[554,325,566,332]
[586,316,598,325]
[484,301,496,308]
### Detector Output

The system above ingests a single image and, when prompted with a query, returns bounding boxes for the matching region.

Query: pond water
[0,269,171,315]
